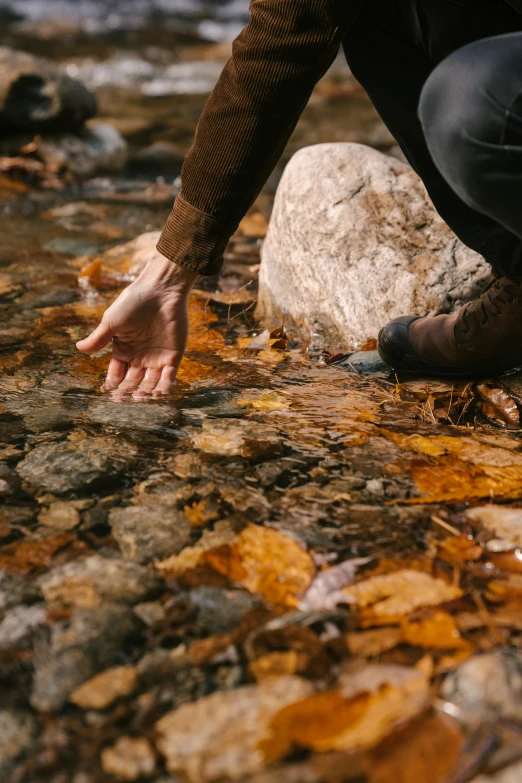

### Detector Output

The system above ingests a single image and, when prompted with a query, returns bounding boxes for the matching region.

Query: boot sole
[378,324,522,380]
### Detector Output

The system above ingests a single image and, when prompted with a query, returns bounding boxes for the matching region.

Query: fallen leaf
[70,665,138,709]
[260,665,429,758]
[437,535,483,564]
[345,627,402,657]
[400,611,469,650]
[0,533,74,574]
[205,525,316,607]
[475,382,520,428]
[341,570,462,626]
[183,498,221,527]
[157,523,315,608]
[367,713,464,783]
[299,557,372,611]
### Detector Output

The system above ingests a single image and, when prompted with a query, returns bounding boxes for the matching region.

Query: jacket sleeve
[157,0,354,276]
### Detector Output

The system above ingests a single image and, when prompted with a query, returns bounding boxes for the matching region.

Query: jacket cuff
[157,194,236,277]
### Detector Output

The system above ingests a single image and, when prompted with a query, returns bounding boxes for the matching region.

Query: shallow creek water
[1,6,522,783]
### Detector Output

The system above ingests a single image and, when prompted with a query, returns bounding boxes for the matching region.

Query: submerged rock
[39,555,160,608]
[258,143,490,349]
[31,604,138,712]
[17,436,138,495]
[37,123,128,176]
[87,400,181,434]
[0,710,36,776]
[109,505,191,564]
[101,737,156,782]
[0,46,96,133]
[440,649,522,724]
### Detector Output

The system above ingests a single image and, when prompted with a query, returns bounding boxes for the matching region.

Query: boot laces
[459,277,522,334]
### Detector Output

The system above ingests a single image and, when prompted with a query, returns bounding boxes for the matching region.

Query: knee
[418,39,515,211]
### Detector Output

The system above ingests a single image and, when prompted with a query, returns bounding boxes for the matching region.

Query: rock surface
[472,762,522,783]
[101,737,156,781]
[258,143,491,349]
[0,710,36,776]
[17,436,138,494]
[109,505,192,564]
[39,555,160,608]
[440,649,522,723]
[0,46,96,132]
[38,122,128,176]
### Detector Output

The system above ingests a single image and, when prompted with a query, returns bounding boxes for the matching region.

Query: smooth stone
[440,649,522,724]
[336,350,390,374]
[258,143,490,349]
[30,604,138,712]
[87,400,181,434]
[109,505,191,564]
[39,555,160,609]
[37,122,128,177]
[17,436,138,495]
[0,604,47,650]
[0,46,96,133]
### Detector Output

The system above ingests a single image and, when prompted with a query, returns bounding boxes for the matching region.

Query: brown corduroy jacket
[157,0,366,276]
[157,0,522,276]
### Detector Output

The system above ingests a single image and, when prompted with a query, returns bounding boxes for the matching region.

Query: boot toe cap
[378,316,420,370]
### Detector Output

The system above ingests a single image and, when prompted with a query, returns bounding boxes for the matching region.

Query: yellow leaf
[400,611,469,650]
[342,570,462,626]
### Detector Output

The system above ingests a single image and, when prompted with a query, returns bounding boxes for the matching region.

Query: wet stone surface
[1,5,522,783]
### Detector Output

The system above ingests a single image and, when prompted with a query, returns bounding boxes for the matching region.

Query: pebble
[38,500,88,530]
[0,604,47,650]
[335,350,390,374]
[70,665,139,710]
[101,737,156,781]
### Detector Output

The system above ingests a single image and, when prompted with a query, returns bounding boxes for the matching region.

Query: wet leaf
[299,557,372,611]
[341,570,462,626]
[260,665,429,757]
[475,382,520,428]
[0,533,75,574]
[437,535,484,564]
[366,713,464,783]
[157,524,315,607]
[400,611,470,650]
[345,627,402,657]
[249,651,302,681]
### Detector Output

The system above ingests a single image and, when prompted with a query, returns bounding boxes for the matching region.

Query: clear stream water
[1,3,522,782]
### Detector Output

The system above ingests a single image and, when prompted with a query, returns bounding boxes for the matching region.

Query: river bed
[1,4,522,783]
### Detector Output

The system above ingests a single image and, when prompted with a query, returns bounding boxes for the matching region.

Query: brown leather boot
[378,276,522,378]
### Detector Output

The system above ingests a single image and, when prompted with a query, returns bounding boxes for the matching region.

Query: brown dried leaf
[341,570,462,626]
[475,382,520,428]
[366,713,464,783]
[345,627,402,657]
[0,533,74,574]
[437,535,484,564]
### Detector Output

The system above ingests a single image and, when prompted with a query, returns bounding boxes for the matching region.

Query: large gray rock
[17,436,138,495]
[0,46,96,133]
[258,143,491,349]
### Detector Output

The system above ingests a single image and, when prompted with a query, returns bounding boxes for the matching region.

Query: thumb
[76,320,113,353]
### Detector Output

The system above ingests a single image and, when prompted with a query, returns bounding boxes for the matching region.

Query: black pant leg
[342,0,522,275]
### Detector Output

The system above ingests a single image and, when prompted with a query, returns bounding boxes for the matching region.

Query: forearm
[158,0,355,275]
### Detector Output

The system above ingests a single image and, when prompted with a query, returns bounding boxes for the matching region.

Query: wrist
[140,255,198,295]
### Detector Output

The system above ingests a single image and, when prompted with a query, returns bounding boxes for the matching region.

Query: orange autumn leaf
[260,665,429,758]
[205,525,315,607]
[157,524,315,607]
[400,611,470,650]
[78,259,102,280]
[437,535,483,564]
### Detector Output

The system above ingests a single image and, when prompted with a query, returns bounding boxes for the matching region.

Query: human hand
[76,257,198,398]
